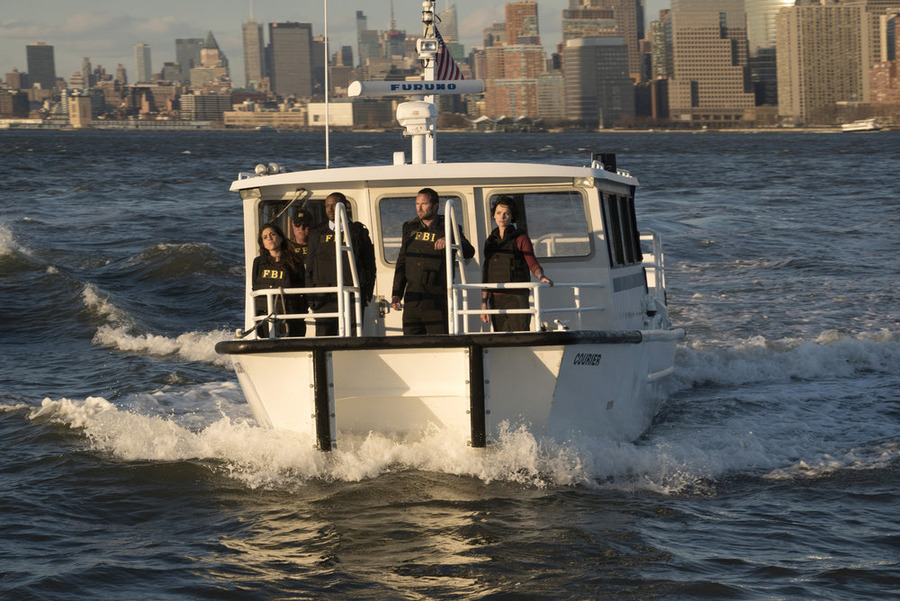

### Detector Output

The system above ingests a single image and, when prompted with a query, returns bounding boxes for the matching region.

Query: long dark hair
[257,222,299,269]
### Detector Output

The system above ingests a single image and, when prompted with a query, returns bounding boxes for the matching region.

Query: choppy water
[1,129,898,599]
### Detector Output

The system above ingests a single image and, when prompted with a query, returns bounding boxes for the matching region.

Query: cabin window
[601,192,643,267]
[258,197,359,246]
[488,191,591,258]
[378,194,465,263]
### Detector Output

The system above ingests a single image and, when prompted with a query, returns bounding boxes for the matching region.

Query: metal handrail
[246,203,363,339]
[453,281,607,332]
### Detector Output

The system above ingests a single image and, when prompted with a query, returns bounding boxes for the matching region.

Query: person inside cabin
[288,210,312,268]
[305,192,376,336]
[480,196,553,332]
[391,187,475,335]
[252,222,305,338]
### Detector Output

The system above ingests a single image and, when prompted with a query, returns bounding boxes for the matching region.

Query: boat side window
[601,192,643,267]
[258,198,330,243]
[489,191,591,258]
[378,194,464,263]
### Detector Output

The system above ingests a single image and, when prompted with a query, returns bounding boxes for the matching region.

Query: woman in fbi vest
[251,222,305,337]
[481,196,552,332]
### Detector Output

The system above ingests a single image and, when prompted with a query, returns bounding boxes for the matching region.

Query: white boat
[215,1,684,450]
[841,118,881,132]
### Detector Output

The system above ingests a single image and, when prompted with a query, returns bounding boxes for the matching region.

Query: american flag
[434,26,464,80]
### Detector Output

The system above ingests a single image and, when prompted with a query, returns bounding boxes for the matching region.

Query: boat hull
[217,330,683,449]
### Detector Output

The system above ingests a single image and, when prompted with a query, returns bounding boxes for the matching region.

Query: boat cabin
[232,157,669,339]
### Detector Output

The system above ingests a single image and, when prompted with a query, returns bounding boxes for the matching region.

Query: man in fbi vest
[391,187,474,335]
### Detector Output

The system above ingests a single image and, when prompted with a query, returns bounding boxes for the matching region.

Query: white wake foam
[674,328,899,390]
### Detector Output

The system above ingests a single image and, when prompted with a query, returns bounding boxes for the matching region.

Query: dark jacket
[306,220,376,307]
[251,253,303,317]
[391,215,475,305]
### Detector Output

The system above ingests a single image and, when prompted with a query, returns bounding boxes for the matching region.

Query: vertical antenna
[249,0,254,20]
[324,0,330,168]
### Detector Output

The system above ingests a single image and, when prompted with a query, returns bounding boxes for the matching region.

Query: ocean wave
[21,392,744,494]
[80,282,233,365]
[92,325,233,365]
[674,328,900,389]
[121,242,234,280]
[763,441,900,480]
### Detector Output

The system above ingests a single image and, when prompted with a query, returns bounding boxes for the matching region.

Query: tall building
[564,0,645,82]
[176,38,204,84]
[190,31,230,89]
[871,10,900,104]
[268,22,313,98]
[484,44,546,117]
[564,37,634,127]
[648,10,672,80]
[667,0,755,125]
[776,0,871,123]
[506,1,541,45]
[26,43,56,89]
[243,19,265,89]
[483,22,508,47]
[438,2,460,41]
[356,11,381,67]
[134,43,152,83]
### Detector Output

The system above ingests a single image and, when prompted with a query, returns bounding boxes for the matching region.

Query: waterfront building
[870,11,899,104]
[537,71,567,121]
[68,94,93,128]
[180,93,233,120]
[243,18,265,89]
[776,0,870,124]
[484,44,546,117]
[26,43,56,89]
[134,43,152,83]
[667,0,755,126]
[564,37,634,127]
[0,91,29,116]
[269,22,313,98]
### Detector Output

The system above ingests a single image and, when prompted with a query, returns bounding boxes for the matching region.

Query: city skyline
[0,0,670,86]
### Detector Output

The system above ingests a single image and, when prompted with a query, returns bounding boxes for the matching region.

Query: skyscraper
[26,43,56,89]
[134,43,152,83]
[243,19,265,89]
[564,37,635,127]
[776,0,870,123]
[506,1,541,45]
[268,22,313,98]
[564,0,645,83]
[438,3,460,41]
[176,38,204,84]
[667,0,755,125]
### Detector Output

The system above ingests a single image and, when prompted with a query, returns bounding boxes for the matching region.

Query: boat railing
[244,203,363,338]
[443,198,472,335]
[452,282,607,333]
[640,230,666,303]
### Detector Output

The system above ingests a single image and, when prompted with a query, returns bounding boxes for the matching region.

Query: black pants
[489,293,531,332]
[402,299,448,335]
[312,294,361,336]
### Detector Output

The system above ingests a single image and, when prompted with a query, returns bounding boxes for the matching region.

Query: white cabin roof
[230,161,638,193]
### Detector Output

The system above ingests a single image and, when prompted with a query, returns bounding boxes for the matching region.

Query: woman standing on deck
[481,196,552,332]
[252,223,305,337]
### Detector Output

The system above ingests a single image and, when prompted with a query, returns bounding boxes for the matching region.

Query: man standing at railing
[391,187,475,335]
[306,192,376,336]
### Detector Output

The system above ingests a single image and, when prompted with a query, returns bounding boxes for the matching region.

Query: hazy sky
[1,0,668,86]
